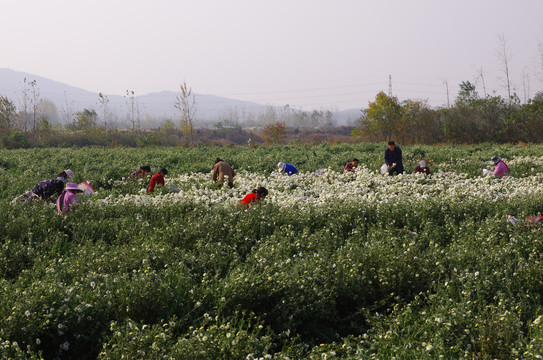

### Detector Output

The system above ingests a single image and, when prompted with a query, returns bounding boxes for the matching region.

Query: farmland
[2,143,543,359]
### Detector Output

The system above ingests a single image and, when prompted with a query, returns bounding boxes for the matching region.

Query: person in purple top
[492,156,510,178]
[414,160,431,175]
[57,182,84,215]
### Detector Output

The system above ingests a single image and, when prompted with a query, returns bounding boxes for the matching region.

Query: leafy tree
[0,96,17,135]
[73,109,98,131]
[263,121,286,145]
[99,92,110,128]
[457,81,478,104]
[354,91,403,142]
[401,99,443,144]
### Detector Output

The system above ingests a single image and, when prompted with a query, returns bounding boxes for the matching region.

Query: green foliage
[356,91,403,142]
[1,131,29,149]
[0,95,17,135]
[73,109,98,132]
[2,145,543,359]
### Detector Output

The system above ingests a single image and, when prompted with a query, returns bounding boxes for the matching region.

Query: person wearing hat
[344,158,359,173]
[148,168,168,193]
[57,169,74,183]
[57,182,83,215]
[212,158,236,189]
[239,187,268,208]
[277,162,298,175]
[414,160,431,175]
[384,141,404,175]
[492,156,509,178]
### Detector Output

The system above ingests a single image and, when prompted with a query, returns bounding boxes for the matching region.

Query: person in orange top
[148,168,168,193]
[239,187,268,208]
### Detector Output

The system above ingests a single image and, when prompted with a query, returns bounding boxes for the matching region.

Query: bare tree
[174,81,197,144]
[522,68,530,103]
[98,93,110,128]
[60,91,75,126]
[19,78,30,132]
[29,80,42,132]
[125,90,139,131]
[476,67,487,98]
[496,34,513,103]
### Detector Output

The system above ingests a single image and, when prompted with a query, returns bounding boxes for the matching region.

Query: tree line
[354,83,543,144]
[2,78,543,147]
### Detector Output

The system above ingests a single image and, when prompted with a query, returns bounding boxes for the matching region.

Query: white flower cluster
[91,166,543,212]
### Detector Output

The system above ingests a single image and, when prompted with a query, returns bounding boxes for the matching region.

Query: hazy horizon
[1,0,543,111]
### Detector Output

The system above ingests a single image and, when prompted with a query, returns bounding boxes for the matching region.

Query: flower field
[2,143,543,359]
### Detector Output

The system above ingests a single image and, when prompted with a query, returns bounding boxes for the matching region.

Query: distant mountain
[0,68,361,127]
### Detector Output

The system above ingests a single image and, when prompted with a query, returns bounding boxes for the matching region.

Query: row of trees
[355,83,543,144]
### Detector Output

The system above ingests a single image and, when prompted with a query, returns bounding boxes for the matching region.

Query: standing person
[414,160,431,175]
[127,166,151,179]
[384,141,404,175]
[344,158,359,173]
[492,156,510,178]
[239,187,268,208]
[212,158,236,189]
[57,182,83,215]
[148,168,168,193]
[277,162,298,175]
[57,169,74,183]
[32,179,65,201]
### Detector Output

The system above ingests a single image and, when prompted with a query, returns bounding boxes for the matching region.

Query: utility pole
[388,74,393,97]
[442,79,450,108]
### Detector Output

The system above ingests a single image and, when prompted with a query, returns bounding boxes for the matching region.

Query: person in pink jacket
[57,182,83,215]
[492,156,510,178]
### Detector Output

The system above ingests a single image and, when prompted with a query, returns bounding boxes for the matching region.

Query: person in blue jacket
[277,162,298,175]
[384,141,404,175]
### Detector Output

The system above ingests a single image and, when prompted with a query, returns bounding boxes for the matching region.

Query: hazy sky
[2,0,543,111]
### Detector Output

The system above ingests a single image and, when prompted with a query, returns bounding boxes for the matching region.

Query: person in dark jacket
[32,179,65,201]
[384,141,404,175]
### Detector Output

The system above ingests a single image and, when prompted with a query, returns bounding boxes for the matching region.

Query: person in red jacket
[239,187,268,208]
[343,158,359,173]
[148,168,168,193]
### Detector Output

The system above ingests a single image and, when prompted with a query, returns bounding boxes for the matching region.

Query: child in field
[239,187,268,208]
[148,168,168,193]
[127,165,151,179]
[344,158,359,173]
[57,182,84,215]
